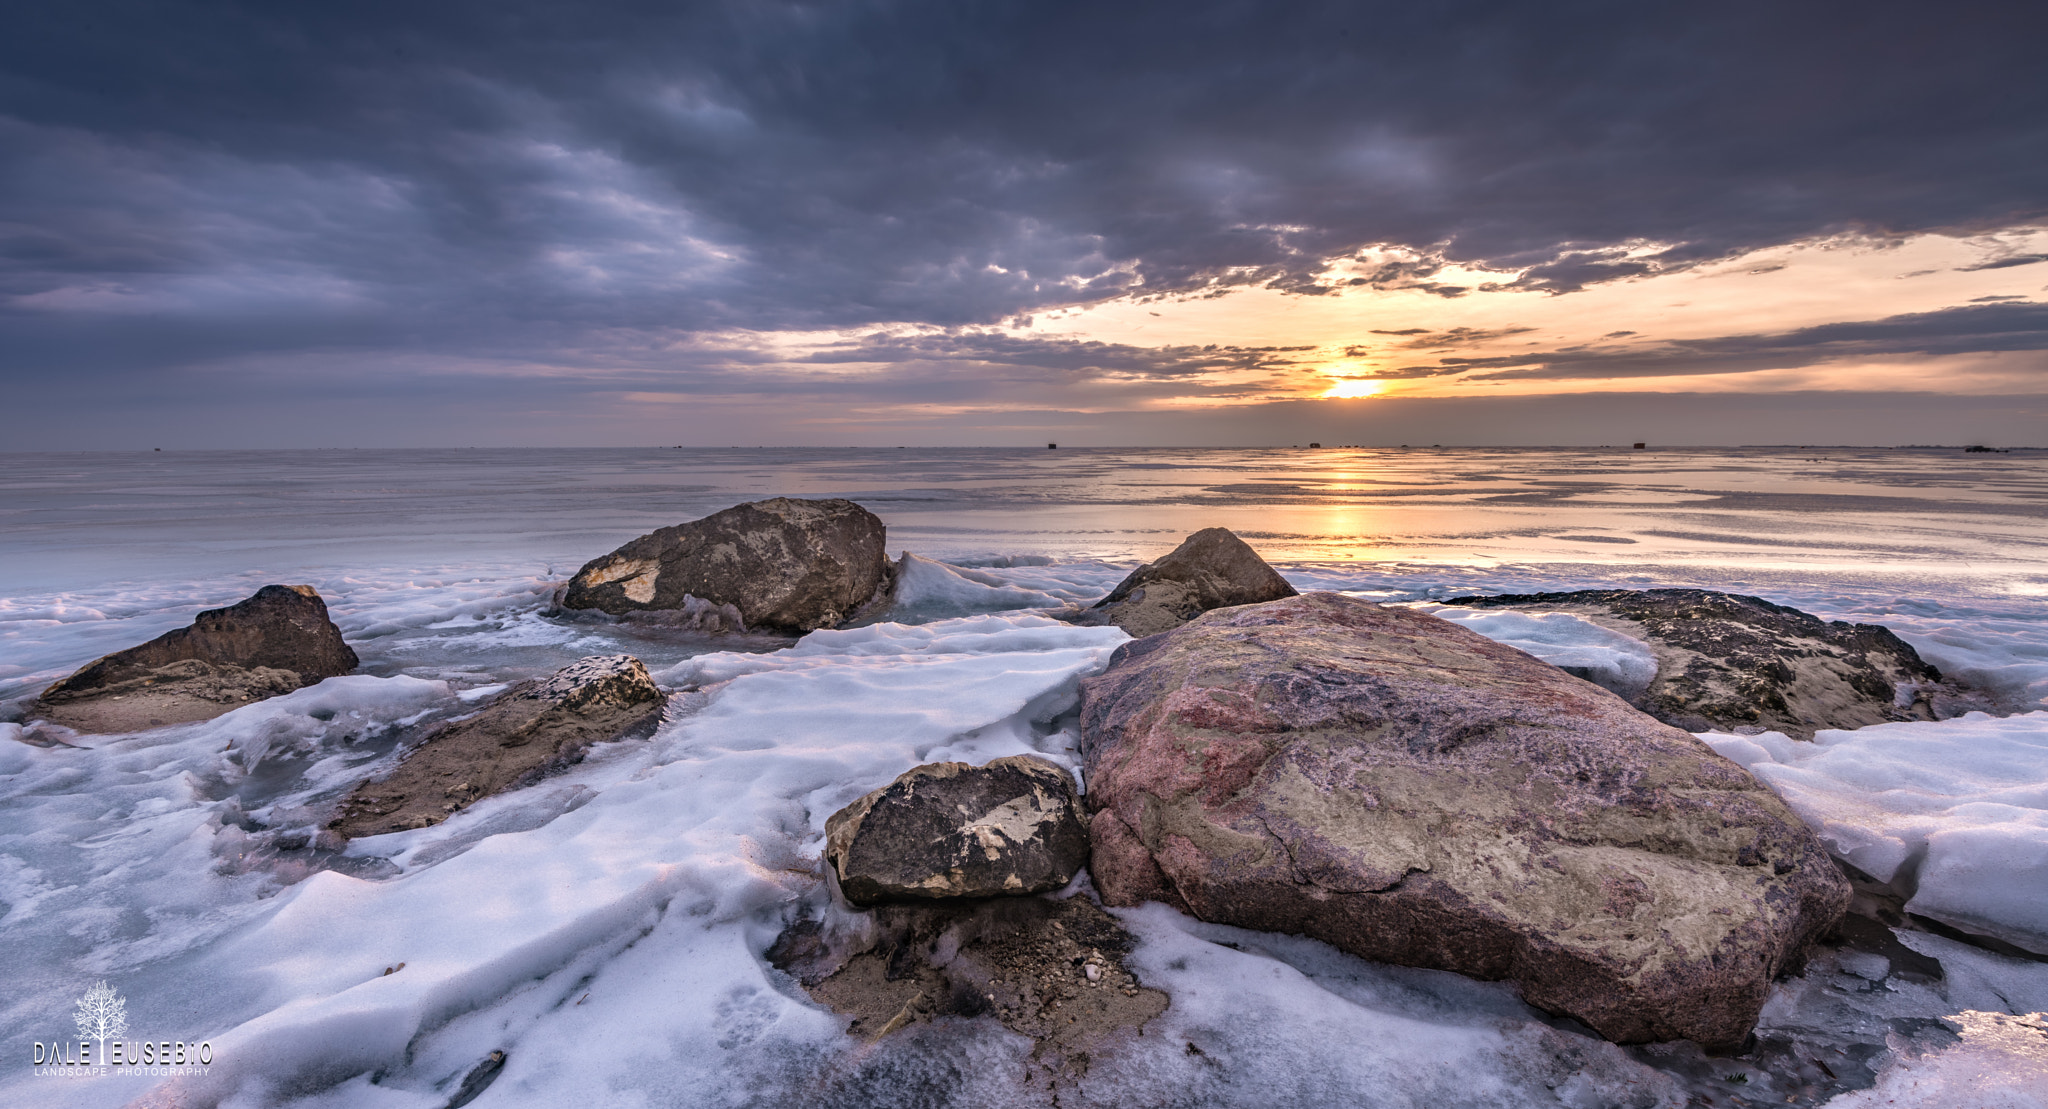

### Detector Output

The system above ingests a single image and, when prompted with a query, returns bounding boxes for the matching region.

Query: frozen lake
[6,445,2047,702]
[2,447,2046,1107]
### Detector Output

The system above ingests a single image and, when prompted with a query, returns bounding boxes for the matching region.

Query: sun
[1321,378,1385,399]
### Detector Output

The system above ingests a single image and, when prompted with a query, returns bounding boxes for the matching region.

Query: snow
[1702,713,2048,955]
[213,676,451,774]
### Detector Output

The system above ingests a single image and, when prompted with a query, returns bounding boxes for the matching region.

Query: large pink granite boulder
[1079,592,1847,1048]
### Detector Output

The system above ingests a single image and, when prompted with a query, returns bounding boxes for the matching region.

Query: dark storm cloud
[1426,302,2048,381]
[2,0,2046,386]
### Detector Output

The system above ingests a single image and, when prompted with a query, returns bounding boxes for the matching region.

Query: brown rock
[32,585,358,733]
[562,498,889,633]
[330,655,665,837]
[825,756,1090,905]
[1441,588,1986,738]
[768,895,1169,1075]
[1079,592,1848,1049]
[1081,528,1297,636]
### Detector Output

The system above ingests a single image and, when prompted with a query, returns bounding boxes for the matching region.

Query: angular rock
[330,655,665,837]
[1079,592,1849,1049]
[32,584,358,733]
[1442,588,1983,738]
[1080,527,1297,636]
[825,756,1090,905]
[562,497,889,633]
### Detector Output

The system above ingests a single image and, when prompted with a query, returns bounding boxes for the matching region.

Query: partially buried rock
[1080,592,1848,1049]
[825,756,1090,905]
[31,584,358,734]
[330,655,665,837]
[561,497,889,633]
[1441,588,1987,738]
[769,895,1168,1077]
[1078,527,1297,637]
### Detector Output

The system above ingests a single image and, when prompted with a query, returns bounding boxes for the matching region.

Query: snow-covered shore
[4,447,2046,1106]
[3,561,2044,1107]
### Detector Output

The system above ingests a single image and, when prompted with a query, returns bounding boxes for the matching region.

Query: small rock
[330,655,664,838]
[30,585,358,733]
[1077,528,1297,637]
[445,1050,505,1109]
[825,756,1090,905]
[562,498,890,633]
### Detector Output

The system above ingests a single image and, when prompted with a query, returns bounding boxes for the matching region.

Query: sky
[3,0,2046,448]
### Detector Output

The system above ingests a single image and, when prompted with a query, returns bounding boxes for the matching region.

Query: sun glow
[1321,378,1385,399]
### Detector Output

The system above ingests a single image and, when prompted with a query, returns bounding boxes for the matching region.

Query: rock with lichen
[825,756,1090,905]
[1079,591,1848,1050]
[31,584,358,733]
[562,498,890,633]
[1077,527,1297,637]
[330,654,665,837]
[1441,588,1987,737]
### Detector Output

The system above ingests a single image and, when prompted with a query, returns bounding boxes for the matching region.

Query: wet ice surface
[2,447,2047,1107]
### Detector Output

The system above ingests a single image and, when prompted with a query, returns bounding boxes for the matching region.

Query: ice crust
[886,553,1067,622]
[1703,713,2048,955]
[6,536,2048,1105]
[1819,1011,2048,1109]
[1419,606,1661,698]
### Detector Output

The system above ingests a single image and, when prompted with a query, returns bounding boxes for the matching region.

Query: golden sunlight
[1321,378,1385,399]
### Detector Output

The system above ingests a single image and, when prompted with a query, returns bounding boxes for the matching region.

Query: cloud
[1432,302,2048,381]
[2,0,2046,395]
[794,331,1318,379]
[1404,326,1537,349]
[1959,254,2048,272]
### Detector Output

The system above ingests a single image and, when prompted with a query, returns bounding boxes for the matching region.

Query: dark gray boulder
[1080,592,1848,1049]
[1079,527,1297,636]
[825,756,1090,905]
[330,655,665,837]
[562,498,889,633]
[32,584,359,733]
[1441,588,1984,738]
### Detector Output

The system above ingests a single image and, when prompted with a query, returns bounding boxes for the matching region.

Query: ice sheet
[1,614,1130,1107]
[1417,606,1661,699]
[6,603,2040,1108]
[1703,713,2048,954]
[1820,1011,2048,1109]
[884,554,1068,623]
